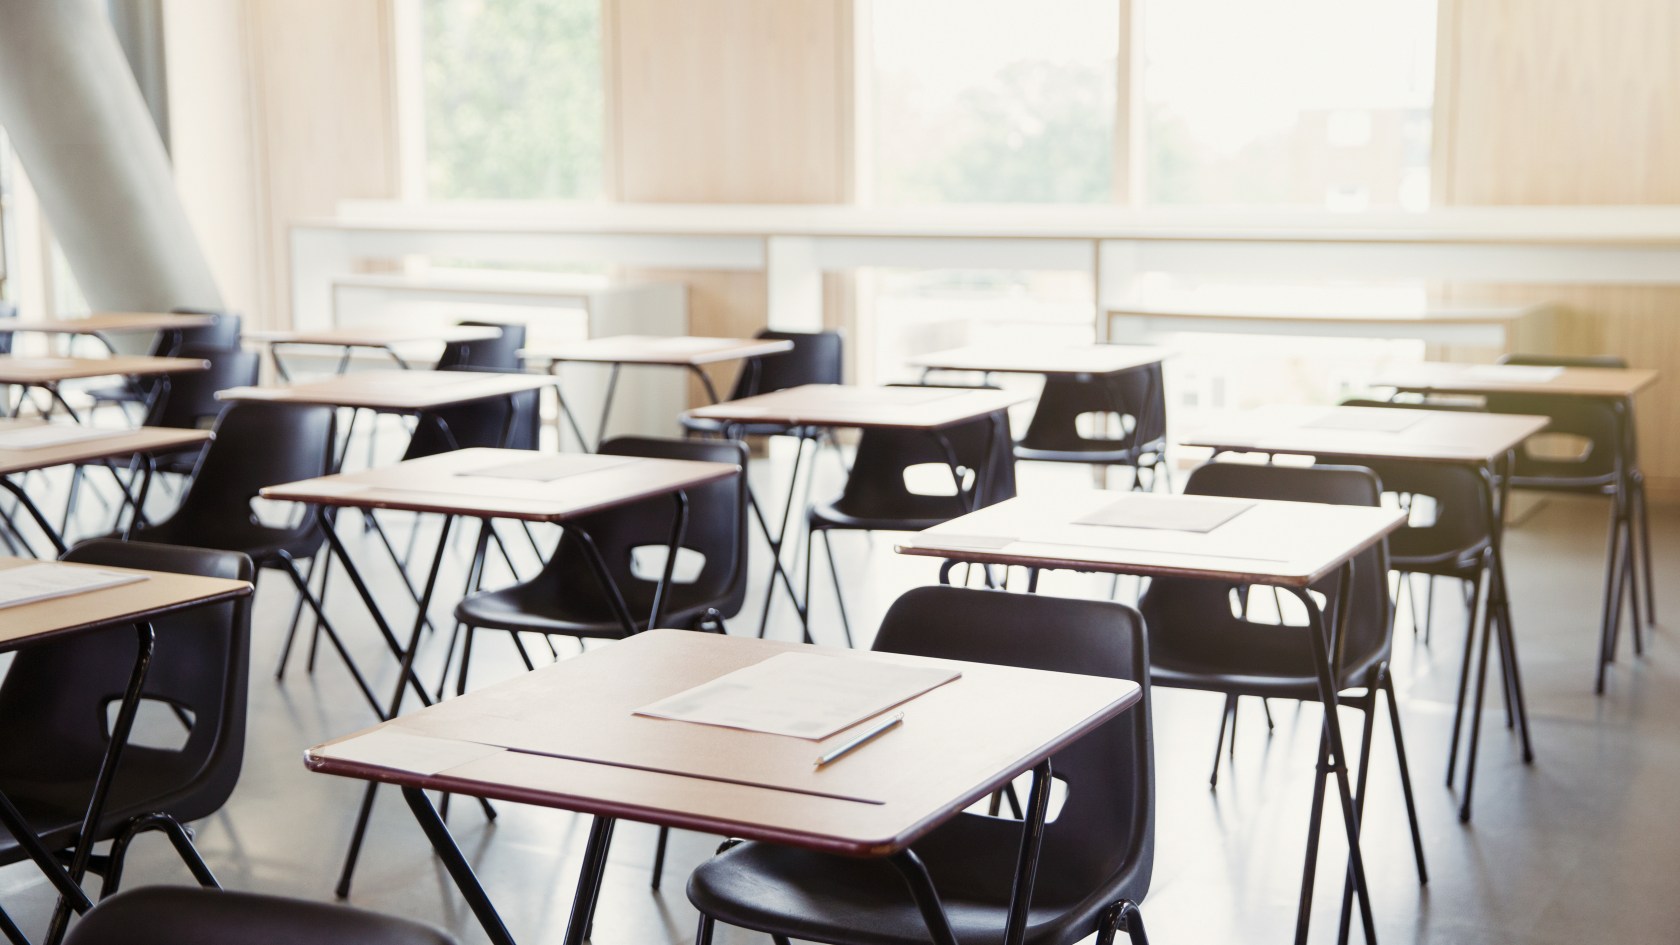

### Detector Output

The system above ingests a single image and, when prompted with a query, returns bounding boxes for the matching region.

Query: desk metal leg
[752,433,814,639]
[402,787,517,945]
[44,622,157,945]
[0,479,66,556]
[1285,567,1377,945]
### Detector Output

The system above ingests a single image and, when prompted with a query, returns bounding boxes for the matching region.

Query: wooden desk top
[0,312,216,334]
[0,355,210,385]
[684,384,1028,431]
[216,369,556,412]
[1180,405,1550,466]
[524,334,794,367]
[261,447,738,522]
[897,491,1405,588]
[909,344,1168,377]
[0,421,212,476]
[306,628,1140,856]
[1374,362,1660,399]
[245,325,505,347]
[0,557,251,652]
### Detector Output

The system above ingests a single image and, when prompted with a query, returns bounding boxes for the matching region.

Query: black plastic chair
[403,367,542,458]
[1014,363,1169,491]
[452,435,750,683]
[1486,353,1651,690]
[64,887,456,945]
[0,540,252,904]
[688,585,1154,945]
[806,385,1016,646]
[436,320,525,372]
[1140,462,1426,891]
[125,401,382,713]
[136,344,261,476]
[679,328,845,438]
[87,310,244,419]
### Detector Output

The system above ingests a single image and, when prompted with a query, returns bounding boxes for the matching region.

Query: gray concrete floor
[3,434,1677,945]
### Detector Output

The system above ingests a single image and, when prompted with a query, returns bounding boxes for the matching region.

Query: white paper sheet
[635,652,960,740]
[1072,494,1254,533]
[644,336,737,353]
[0,425,115,450]
[0,563,147,610]
[461,455,637,482]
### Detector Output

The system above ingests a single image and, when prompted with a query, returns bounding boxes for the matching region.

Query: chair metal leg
[693,914,717,945]
[819,529,854,647]
[1447,568,1486,785]
[1635,476,1655,623]
[1382,676,1428,881]
[1210,694,1235,788]
[275,556,382,716]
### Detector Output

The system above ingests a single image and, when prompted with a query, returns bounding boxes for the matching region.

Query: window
[866,0,1119,205]
[1137,0,1437,209]
[417,0,603,200]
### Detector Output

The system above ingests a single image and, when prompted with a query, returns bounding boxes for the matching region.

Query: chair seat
[1504,474,1620,494]
[1013,440,1163,466]
[64,886,456,945]
[84,383,142,404]
[1391,538,1490,581]
[454,580,718,638]
[808,497,953,534]
[1150,649,1384,701]
[688,841,1093,945]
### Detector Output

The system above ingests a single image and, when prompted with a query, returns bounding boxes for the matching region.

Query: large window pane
[869,0,1118,204]
[1140,0,1436,209]
[421,0,603,200]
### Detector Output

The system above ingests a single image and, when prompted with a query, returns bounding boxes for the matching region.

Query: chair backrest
[1501,353,1628,370]
[402,367,541,459]
[0,300,15,355]
[0,540,253,833]
[1019,362,1167,455]
[727,329,844,400]
[831,384,1016,524]
[436,321,525,372]
[541,436,750,629]
[872,586,1153,918]
[1142,462,1392,685]
[1489,352,1630,482]
[170,308,243,352]
[1339,400,1492,564]
[139,401,336,557]
[142,344,262,430]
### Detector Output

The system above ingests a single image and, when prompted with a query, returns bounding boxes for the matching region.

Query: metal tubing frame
[43,622,157,945]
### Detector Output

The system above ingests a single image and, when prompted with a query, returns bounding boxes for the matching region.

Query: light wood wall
[163,0,402,329]
[605,0,855,395]
[1434,0,1680,495]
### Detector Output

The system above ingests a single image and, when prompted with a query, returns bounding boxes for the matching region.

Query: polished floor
[3,433,1678,945]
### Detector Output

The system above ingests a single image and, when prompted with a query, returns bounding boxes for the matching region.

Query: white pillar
[0,0,221,311]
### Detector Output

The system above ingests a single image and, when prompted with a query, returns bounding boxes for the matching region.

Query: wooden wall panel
[165,0,402,330]
[606,0,854,396]
[1436,0,1680,496]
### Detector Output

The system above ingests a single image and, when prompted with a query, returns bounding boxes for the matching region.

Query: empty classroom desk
[1180,403,1549,820]
[246,324,506,380]
[306,627,1141,945]
[0,420,214,555]
[685,384,1026,637]
[0,556,250,940]
[898,490,1405,945]
[524,334,794,448]
[264,447,741,895]
[0,355,209,423]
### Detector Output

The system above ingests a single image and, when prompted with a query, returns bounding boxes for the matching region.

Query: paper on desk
[1073,494,1254,533]
[462,455,637,482]
[635,652,959,740]
[0,563,147,610]
[1466,364,1563,383]
[836,387,965,406]
[0,424,116,450]
[644,336,737,353]
[1301,410,1422,433]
